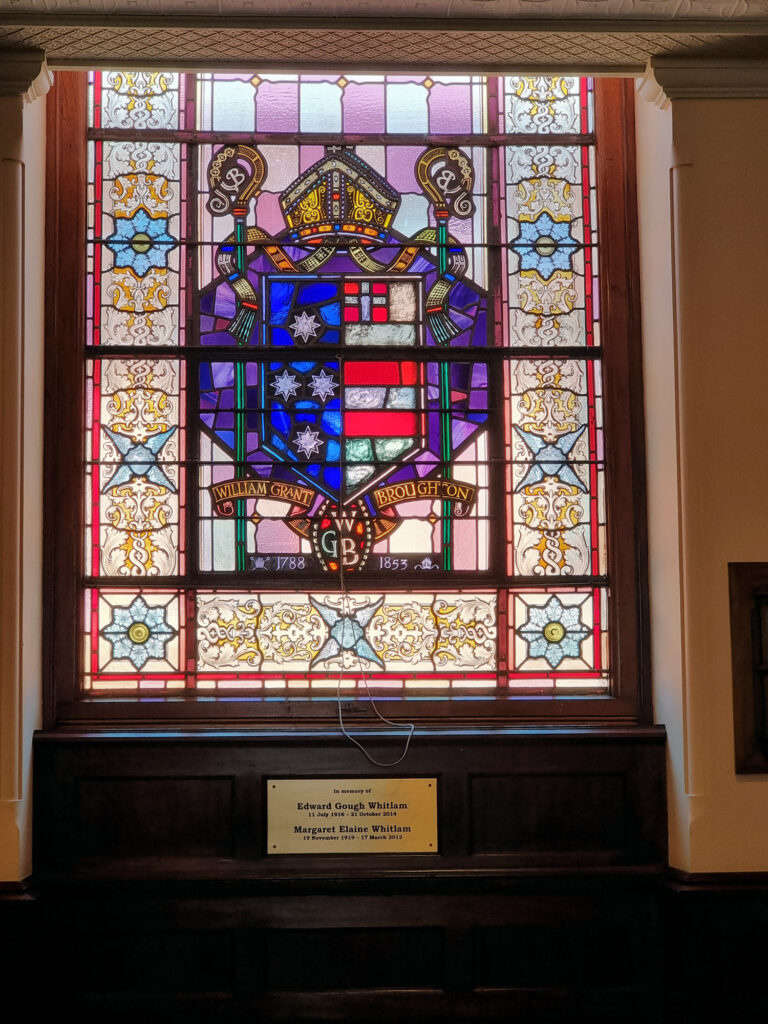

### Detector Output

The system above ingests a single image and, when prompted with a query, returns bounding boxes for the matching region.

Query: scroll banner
[210,477,477,518]
[267,777,438,854]
[373,478,476,517]
[210,478,316,516]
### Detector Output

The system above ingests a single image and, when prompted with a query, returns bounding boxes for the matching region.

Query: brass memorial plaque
[267,777,438,854]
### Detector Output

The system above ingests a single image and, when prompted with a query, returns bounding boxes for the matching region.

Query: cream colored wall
[0,89,45,882]
[3,72,768,881]
[635,89,691,870]
[637,88,768,872]
[20,91,45,880]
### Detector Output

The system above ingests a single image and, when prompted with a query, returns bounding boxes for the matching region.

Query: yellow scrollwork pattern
[292,183,326,226]
[346,184,387,227]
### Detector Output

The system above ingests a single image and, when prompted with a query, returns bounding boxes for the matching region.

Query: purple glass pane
[343,83,386,133]
[256,82,298,133]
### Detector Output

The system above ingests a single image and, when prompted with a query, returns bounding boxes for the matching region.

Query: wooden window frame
[43,72,650,728]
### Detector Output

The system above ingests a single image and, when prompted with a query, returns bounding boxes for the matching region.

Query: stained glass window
[82,70,618,700]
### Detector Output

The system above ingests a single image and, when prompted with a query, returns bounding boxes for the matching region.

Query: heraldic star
[290,310,321,344]
[309,597,385,669]
[271,369,300,401]
[101,426,177,492]
[513,423,587,492]
[309,369,338,402]
[293,425,323,457]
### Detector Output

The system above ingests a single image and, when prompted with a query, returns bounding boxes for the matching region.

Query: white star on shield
[271,369,300,402]
[289,310,321,344]
[293,425,323,458]
[309,369,338,403]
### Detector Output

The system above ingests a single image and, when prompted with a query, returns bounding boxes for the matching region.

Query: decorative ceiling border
[1,14,767,72]
[3,14,768,32]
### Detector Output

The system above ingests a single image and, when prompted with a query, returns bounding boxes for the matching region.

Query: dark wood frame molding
[43,74,650,728]
[44,70,87,727]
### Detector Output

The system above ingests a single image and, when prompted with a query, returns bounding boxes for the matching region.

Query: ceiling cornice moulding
[3,13,768,34]
[0,48,52,101]
[651,55,768,96]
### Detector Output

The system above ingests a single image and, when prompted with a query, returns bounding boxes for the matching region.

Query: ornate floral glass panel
[503,144,598,347]
[503,76,593,135]
[84,358,184,579]
[90,71,183,131]
[83,70,609,696]
[87,138,185,347]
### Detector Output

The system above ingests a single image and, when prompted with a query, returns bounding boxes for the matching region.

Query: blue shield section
[260,359,342,500]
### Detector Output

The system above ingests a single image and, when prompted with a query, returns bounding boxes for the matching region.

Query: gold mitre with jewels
[279,146,400,246]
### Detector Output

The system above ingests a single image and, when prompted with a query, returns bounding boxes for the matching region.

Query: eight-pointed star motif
[105,208,177,279]
[101,595,177,670]
[101,425,177,492]
[290,310,321,344]
[309,597,385,669]
[309,369,338,403]
[513,424,587,493]
[513,212,579,281]
[293,425,323,458]
[271,369,300,402]
[516,594,590,668]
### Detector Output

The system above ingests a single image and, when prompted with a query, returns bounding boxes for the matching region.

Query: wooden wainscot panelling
[38,880,663,1024]
[33,729,667,880]
[663,872,768,1024]
[74,776,236,859]
[470,772,629,860]
[729,562,768,772]
[28,726,667,1020]
[74,929,237,996]
[474,922,629,990]
[264,927,444,992]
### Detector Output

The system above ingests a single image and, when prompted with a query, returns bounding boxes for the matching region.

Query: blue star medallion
[513,212,579,280]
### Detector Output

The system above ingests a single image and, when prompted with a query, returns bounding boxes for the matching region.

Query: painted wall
[637,88,768,872]
[0,89,45,882]
[635,87,691,870]
[4,78,768,881]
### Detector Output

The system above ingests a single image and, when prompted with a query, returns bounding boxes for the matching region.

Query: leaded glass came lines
[83,70,609,697]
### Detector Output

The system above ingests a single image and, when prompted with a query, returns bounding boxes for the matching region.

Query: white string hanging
[333,353,415,767]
